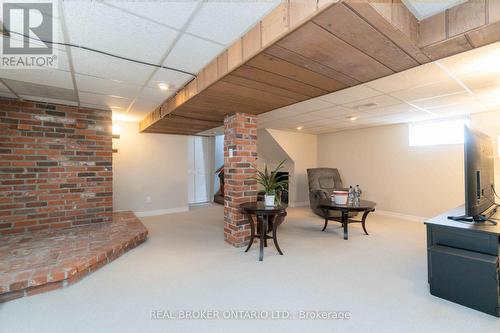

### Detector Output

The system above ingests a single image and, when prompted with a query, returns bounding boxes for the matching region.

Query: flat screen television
[449,126,497,223]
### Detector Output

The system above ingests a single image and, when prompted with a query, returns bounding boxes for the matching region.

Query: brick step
[0,211,148,302]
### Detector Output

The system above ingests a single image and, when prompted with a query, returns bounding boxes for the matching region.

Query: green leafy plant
[254,160,288,197]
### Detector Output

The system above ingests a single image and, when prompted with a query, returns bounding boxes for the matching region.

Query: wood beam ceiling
[139,0,500,135]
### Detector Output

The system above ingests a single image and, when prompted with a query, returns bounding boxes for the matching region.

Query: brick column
[223,113,257,247]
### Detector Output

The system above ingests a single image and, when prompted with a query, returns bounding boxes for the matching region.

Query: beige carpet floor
[0,205,498,333]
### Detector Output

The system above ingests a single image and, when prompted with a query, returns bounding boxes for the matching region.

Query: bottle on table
[348,186,354,204]
[354,185,362,205]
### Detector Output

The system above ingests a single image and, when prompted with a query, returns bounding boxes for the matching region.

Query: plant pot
[264,195,275,206]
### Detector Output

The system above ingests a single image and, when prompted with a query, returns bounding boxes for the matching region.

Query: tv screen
[464,126,495,218]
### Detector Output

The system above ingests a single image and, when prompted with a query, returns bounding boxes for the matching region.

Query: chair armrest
[312,189,329,199]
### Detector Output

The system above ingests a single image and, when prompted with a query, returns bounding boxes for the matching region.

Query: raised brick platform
[0,211,147,302]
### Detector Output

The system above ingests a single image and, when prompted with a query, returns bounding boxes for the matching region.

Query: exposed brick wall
[223,113,257,247]
[0,97,112,234]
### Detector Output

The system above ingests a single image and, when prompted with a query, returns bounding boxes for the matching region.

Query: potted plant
[254,160,288,206]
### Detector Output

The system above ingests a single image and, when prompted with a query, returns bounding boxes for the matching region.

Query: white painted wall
[257,129,318,206]
[112,121,189,216]
[112,110,500,219]
[317,110,500,218]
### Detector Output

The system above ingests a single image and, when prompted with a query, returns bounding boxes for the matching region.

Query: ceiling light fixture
[158,83,171,91]
[348,116,358,121]
[297,126,303,130]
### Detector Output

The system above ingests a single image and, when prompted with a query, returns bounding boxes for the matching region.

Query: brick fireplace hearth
[0,211,147,302]
[0,97,148,301]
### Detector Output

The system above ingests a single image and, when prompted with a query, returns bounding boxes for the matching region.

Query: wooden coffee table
[318,199,376,240]
[240,202,287,261]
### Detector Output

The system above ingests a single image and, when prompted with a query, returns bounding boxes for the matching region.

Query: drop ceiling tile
[343,94,401,111]
[63,1,179,64]
[308,106,354,118]
[79,92,131,110]
[71,48,154,85]
[389,79,466,102]
[437,41,500,77]
[471,85,500,101]
[279,98,334,113]
[76,74,142,98]
[411,92,476,110]
[18,95,78,107]
[0,68,73,90]
[428,102,485,116]
[80,102,110,111]
[3,78,75,101]
[129,99,160,117]
[457,71,500,95]
[319,85,382,105]
[301,118,341,128]
[377,110,434,123]
[364,103,421,116]
[187,1,279,45]
[138,87,175,104]
[288,113,324,123]
[163,34,224,74]
[147,68,193,90]
[6,14,66,51]
[304,126,334,134]
[105,0,198,30]
[365,63,450,93]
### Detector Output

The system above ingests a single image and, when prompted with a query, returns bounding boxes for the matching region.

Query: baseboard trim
[375,210,427,222]
[134,206,189,217]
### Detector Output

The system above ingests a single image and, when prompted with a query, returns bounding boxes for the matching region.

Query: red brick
[223,113,257,248]
[25,281,63,296]
[0,97,112,232]
[0,211,147,302]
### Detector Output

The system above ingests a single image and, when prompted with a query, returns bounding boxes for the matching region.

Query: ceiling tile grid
[256,41,500,135]
[1,0,500,136]
[0,0,280,120]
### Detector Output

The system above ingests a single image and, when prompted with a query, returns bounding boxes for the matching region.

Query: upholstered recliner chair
[307,168,357,219]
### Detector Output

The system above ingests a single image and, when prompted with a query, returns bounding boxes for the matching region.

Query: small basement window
[409,119,467,147]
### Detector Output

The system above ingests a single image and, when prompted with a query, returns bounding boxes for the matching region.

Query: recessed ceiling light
[296,126,303,130]
[158,83,171,91]
[347,116,358,121]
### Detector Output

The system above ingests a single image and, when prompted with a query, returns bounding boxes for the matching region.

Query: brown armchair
[307,168,357,219]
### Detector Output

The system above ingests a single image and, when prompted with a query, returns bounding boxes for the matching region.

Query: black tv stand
[426,206,500,317]
[447,205,498,225]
